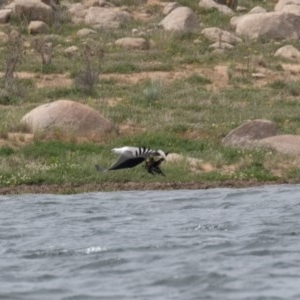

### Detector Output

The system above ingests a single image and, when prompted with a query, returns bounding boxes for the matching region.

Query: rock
[213,0,237,10]
[14,0,54,25]
[160,6,199,33]
[83,0,100,6]
[249,6,267,14]
[84,7,132,29]
[64,45,79,56]
[199,0,234,16]
[76,28,96,37]
[163,2,180,15]
[275,0,300,15]
[201,27,242,44]
[41,0,59,11]
[20,100,114,138]
[274,45,300,61]
[28,20,49,34]
[0,8,11,23]
[222,119,277,148]
[68,3,87,24]
[258,135,300,156]
[115,37,149,50]
[83,0,114,7]
[234,11,300,40]
[251,72,266,79]
[98,0,115,7]
[0,31,9,43]
[209,41,234,50]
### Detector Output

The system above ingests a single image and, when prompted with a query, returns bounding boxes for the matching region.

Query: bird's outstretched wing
[96,155,145,172]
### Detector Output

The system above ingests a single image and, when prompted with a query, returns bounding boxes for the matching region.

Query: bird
[95,146,168,175]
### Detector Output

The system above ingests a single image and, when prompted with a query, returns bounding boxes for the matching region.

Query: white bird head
[157,149,168,159]
[111,147,124,155]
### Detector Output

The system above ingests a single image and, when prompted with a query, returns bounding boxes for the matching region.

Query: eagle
[95,146,168,176]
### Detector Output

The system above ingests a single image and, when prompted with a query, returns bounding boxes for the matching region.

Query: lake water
[1,185,300,300]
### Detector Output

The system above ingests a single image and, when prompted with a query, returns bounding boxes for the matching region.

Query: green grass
[0,138,278,187]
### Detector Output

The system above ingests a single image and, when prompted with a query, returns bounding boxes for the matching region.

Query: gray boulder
[160,6,199,33]
[199,0,234,16]
[76,28,96,37]
[258,135,300,156]
[21,100,114,138]
[234,11,300,40]
[14,0,54,25]
[84,7,132,29]
[115,37,149,50]
[222,119,277,148]
[0,9,11,23]
[201,27,242,45]
[64,45,79,56]
[28,20,49,34]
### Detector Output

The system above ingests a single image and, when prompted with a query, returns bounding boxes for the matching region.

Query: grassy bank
[1,0,300,193]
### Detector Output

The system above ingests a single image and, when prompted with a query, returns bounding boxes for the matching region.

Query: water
[1,185,300,300]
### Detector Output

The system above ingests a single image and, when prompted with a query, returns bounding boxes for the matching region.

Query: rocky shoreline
[1,179,298,195]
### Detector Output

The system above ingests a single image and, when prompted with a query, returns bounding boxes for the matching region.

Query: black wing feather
[107,156,145,170]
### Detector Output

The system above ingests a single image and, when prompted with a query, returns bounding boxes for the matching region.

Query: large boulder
[275,0,300,14]
[234,11,300,40]
[160,6,200,33]
[84,7,132,29]
[258,135,300,156]
[13,0,54,25]
[222,119,277,148]
[21,100,114,138]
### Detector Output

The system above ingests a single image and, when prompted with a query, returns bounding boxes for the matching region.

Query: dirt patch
[3,62,300,92]
[0,133,34,148]
[0,72,72,89]
[99,65,229,93]
[0,180,294,195]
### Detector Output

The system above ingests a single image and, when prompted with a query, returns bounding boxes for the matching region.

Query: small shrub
[143,79,163,103]
[3,30,23,80]
[0,30,27,104]
[0,78,28,105]
[73,43,104,92]
[0,147,14,156]
[186,74,211,85]
[269,80,300,96]
[103,62,140,74]
[31,37,53,66]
